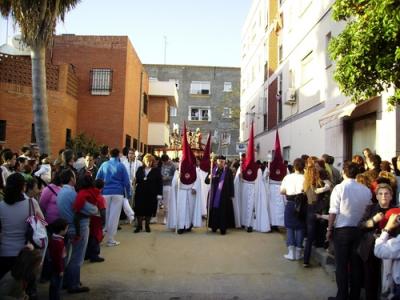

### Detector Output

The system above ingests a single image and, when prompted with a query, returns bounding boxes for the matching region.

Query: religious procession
[3,120,400,300]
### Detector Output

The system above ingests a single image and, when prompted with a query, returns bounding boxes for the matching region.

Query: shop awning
[319,100,360,127]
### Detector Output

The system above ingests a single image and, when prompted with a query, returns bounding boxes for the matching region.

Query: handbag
[294,193,307,221]
[25,197,48,249]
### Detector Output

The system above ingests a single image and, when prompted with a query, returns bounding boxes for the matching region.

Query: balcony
[148,80,179,107]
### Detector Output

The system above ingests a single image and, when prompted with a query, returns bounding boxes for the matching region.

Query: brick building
[0,35,156,156]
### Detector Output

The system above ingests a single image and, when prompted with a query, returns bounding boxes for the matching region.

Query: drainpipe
[137,71,143,153]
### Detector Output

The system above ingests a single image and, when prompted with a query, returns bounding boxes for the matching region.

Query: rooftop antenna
[163,35,167,64]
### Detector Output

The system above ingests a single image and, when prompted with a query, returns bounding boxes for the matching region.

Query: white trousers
[104,195,124,243]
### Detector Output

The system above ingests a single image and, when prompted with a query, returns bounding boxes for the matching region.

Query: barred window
[0,120,6,141]
[90,68,113,95]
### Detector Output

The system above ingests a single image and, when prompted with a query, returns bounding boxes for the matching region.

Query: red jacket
[74,188,106,242]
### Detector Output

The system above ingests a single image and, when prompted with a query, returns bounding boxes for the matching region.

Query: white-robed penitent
[167,168,203,230]
[234,167,271,232]
[198,169,210,216]
[267,179,285,227]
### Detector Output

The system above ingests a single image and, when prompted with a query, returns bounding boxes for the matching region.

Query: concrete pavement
[38,224,336,300]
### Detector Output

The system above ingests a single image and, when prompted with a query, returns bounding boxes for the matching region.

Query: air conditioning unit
[284,88,296,105]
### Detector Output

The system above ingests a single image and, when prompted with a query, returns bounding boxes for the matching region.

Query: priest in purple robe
[206,155,235,235]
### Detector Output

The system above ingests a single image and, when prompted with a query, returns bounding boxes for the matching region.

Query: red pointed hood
[200,132,211,172]
[242,122,258,181]
[180,123,197,185]
[269,130,287,181]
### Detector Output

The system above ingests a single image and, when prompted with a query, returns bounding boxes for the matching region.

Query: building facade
[241,0,400,165]
[144,64,241,157]
[0,35,153,156]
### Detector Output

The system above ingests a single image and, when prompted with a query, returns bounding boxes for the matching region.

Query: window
[31,124,36,143]
[223,82,232,92]
[90,68,113,95]
[0,120,6,141]
[143,93,148,115]
[301,51,314,85]
[65,128,71,146]
[221,132,231,145]
[170,106,177,117]
[283,146,291,161]
[125,135,131,148]
[133,138,138,150]
[190,81,211,95]
[223,107,232,118]
[325,32,332,68]
[189,106,211,121]
[279,44,283,64]
[278,73,283,123]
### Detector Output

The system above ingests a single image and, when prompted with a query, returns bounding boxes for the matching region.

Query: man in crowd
[96,148,131,246]
[160,154,176,225]
[327,162,372,300]
[56,169,98,294]
[206,155,235,235]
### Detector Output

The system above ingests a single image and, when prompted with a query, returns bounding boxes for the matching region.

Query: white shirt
[329,178,372,228]
[280,173,304,196]
[122,159,143,183]
[375,231,400,284]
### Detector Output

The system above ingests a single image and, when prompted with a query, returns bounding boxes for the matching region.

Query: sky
[0,0,252,67]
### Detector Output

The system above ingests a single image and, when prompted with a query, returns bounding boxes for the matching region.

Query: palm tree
[0,0,80,154]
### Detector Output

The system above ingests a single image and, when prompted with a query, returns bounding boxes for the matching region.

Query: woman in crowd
[280,158,306,261]
[374,209,400,299]
[393,155,400,205]
[0,247,42,299]
[303,157,332,267]
[0,173,44,299]
[359,183,394,300]
[352,155,366,174]
[134,154,163,233]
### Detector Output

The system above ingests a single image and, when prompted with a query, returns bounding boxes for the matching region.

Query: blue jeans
[64,225,89,289]
[49,274,63,300]
[286,228,304,248]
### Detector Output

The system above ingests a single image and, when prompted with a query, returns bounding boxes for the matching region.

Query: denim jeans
[286,228,304,248]
[304,204,317,264]
[64,225,89,289]
[49,274,63,300]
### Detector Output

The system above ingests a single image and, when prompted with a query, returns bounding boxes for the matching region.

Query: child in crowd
[73,174,106,262]
[34,154,52,184]
[49,218,68,300]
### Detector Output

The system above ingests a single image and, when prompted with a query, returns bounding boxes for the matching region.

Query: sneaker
[129,215,135,225]
[106,241,120,247]
[90,256,105,263]
[68,286,90,293]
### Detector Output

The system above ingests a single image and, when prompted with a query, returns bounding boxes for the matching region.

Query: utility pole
[163,36,167,64]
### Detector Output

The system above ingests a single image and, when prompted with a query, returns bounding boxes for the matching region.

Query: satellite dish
[11,35,30,52]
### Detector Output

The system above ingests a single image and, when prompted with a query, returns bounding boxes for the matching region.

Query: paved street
[39,224,336,300]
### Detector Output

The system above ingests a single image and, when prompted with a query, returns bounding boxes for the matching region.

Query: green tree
[0,0,80,154]
[329,0,400,107]
[66,132,99,156]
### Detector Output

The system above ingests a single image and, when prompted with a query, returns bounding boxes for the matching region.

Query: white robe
[198,169,210,216]
[167,169,202,230]
[234,167,271,232]
[267,179,285,227]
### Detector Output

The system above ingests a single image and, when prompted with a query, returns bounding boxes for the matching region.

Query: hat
[200,132,211,172]
[269,130,287,181]
[180,122,197,185]
[242,122,258,181]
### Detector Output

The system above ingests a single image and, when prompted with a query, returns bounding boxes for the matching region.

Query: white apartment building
[241,0,400,166]
[240,0,269,141]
